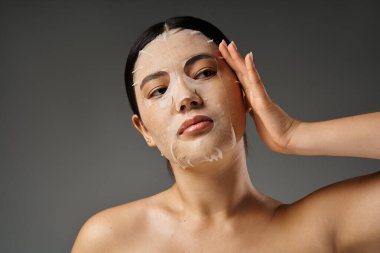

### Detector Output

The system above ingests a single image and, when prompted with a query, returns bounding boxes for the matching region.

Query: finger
[221,41,267,99]
[219,40,247,79]
[226,41,248,77]
[219,40,271,105]
[219,41,258,101]
[244,52,268,100]
[218,40,242,75]
[245,52,260,83]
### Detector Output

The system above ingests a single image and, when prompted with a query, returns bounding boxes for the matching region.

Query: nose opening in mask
[178,96,202,112]
[175,81,203,112]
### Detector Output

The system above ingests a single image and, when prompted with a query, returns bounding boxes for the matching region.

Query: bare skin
[71,36,380,253]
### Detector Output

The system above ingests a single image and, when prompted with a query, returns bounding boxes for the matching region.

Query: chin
[167,125,237,169]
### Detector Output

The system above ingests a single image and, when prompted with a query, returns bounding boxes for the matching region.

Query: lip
[178,115,214,136]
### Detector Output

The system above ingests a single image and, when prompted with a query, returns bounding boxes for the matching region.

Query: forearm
[287,112,380,159]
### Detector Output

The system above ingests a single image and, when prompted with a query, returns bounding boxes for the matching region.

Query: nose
[172,73,204,113]
[179,94,202,111]
[175,88,203,112]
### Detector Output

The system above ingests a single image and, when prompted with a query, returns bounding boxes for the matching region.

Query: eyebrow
[139,71,167,90]
[184,53,215,69]
[139,53,215,90]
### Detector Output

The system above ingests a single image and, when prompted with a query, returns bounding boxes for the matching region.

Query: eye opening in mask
[141,72,170,99]
[145,65,217,99]
[148,86,168,98]
[142,54,219,100]
[193,67,217,80]
[184,53,218,79]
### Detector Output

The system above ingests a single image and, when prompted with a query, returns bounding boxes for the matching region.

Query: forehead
[134,29,218,82]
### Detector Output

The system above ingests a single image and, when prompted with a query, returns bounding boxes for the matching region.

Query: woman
[71,16,380,252]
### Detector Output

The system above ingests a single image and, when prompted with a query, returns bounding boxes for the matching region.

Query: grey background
[1,0,379,252]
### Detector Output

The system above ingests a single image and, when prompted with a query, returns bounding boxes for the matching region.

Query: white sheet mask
[132,28,241,169]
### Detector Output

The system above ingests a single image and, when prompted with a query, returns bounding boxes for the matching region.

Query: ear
[131,114,156,147]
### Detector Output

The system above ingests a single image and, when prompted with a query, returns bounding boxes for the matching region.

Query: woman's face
[132,29,247,169]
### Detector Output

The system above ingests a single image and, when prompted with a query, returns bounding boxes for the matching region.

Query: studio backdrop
[1,0,379,252]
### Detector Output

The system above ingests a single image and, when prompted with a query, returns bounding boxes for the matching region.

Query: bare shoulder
[71,194,160,253]
[279,171,380,223]
[270,171,380,252]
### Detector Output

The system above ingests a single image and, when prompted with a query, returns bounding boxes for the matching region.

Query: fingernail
[249,51,253,61]
[221,39,227,46]
[230,41,237,50]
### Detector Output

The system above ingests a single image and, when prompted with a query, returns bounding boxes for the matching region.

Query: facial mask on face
[132,28,239,169]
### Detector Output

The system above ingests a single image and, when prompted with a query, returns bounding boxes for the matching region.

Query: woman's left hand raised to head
[219,40,380,159]
[219,40,301,154]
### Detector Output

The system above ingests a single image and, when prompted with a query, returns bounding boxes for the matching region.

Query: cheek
[217,65,245,109]
[138,103,175,149]
[136,97,162,133]
[219,70,247,137]
[135,88,161,122]
[140,108,165,133]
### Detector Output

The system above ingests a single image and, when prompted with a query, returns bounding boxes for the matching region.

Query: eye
[194,68,217,80]
[148,86,167,98]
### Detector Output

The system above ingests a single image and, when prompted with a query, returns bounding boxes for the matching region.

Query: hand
[219,40,301,153]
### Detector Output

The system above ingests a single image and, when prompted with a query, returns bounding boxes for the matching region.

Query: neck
[168,138,264,220]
